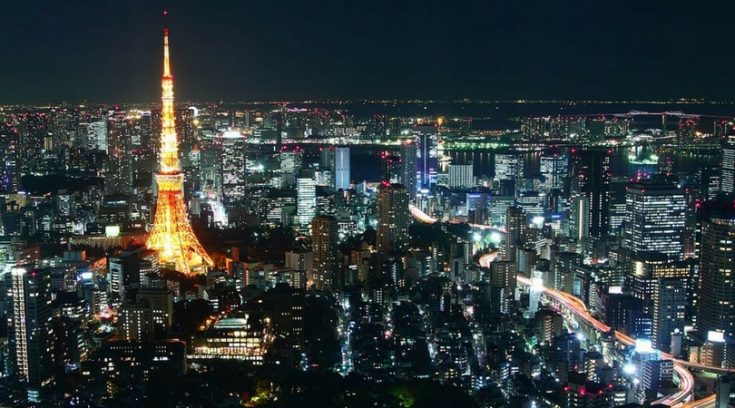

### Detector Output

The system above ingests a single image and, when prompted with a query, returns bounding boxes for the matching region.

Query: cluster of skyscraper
[3,15,735,407]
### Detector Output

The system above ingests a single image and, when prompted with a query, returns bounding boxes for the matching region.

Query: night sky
[1,0,734,103]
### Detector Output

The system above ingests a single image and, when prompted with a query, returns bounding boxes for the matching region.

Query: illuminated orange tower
[147,11,213,274]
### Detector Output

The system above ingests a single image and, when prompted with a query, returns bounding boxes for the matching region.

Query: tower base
[147,173,213,274]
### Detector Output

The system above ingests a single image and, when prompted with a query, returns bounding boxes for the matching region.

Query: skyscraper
[377,183,410,253]
[105,108,134,194]
[448,164,474,188]
[652,277,687,352]
[334,147,350,191]
[540,152,567,191]
[6,266,55,404]
[494,153,523,181]
[625,178,687,261]
[311,215,339,290]
[279,148,303,188]
[146,12,213,274]
[297,177,316,228]
[219,129,247,207]
[319,146,335,187]
[721,139,735,195]
[608,177,628,235]
[569,192,590,244]
[400,140,418,200]
[0,123,20,193]
[503,206,525,262]
[571,148,611,240]
[414,125,438,187]
[698,201,735,340]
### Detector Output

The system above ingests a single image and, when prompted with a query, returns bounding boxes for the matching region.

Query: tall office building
[311,215,339,290]
[503,206,525,262]
[571,148,611,239]
[652,277,687,352]
[494,153,523,181]
[627,256,690,315]
[6,266,55,404]
[280,148,303,188]
[334,147,350,190]
[413,125,438,187]
[0,123,20,193]
[377,183,410,253]
[540,153,567,191]
[219,129,247,206]
[608,177,628,235]
[297,177,317,228]
[105,109,134,194]
[625,178,687,261]
[400,140,418,200]
[721,139,735,194]
[319,147,335,186]
[698,201,735,339]
[569,193,590,244]
[448,164,474,188]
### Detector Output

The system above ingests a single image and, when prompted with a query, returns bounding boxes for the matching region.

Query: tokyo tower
[147,12,213,274]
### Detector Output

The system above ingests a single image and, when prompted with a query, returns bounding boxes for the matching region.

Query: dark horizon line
[3,97,735,108]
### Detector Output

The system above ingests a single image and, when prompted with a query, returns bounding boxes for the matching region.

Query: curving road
[681,395,716,408]
[516,275,696,407]
[409,204,506,232]
[425,213,727,407]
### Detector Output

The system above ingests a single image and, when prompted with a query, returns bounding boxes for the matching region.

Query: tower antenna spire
[162,10,171,78]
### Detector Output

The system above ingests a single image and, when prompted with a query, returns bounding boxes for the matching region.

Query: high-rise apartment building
[311,215,339,290]
[400,140,418,200]
[503,206,525,262]
[6,266,55,404]
[698,201,735,339]
[571,148,610,239]
[0,123,20,193]
[377,183,410,253]
[105,109,134,194]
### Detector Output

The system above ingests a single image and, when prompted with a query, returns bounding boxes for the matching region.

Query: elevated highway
[409,204,506,233]
[516,276,693,406]
[514,275,735,407]
[414,207,729,407]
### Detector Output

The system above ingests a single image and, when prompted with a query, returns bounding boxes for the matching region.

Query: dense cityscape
[4,3,735,408]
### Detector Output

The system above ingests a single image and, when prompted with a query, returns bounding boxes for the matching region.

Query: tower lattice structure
[147,12,213,274]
